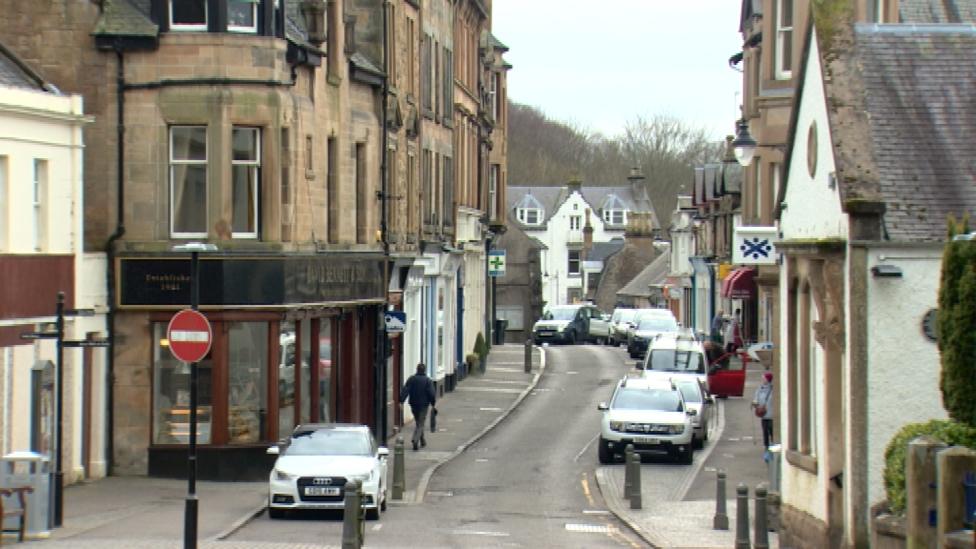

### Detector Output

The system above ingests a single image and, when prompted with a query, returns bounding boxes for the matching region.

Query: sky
[491,0,744,142]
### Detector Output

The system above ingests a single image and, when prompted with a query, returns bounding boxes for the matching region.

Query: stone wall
[780,503,830,549]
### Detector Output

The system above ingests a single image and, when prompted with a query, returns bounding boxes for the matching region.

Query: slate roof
[617,248,671,298]
[92,0,316,51]
[92,0,158,38]
[506,184,660,230]
[850,24,976,241]
[900,0,976,23]
[0,42,45,91]
[587,239,625,263]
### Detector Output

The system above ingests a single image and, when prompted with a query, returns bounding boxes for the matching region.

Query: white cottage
[507,179,657,308]
[774,16,976,547]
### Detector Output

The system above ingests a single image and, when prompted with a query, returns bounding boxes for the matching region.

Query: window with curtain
[228,0,258,32]
[170,0,207,30]
[232,127,260,238]
[775,0,793,79]
[170,126,208,237]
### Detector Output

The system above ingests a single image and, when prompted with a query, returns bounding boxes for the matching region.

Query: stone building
[0,0,507,482]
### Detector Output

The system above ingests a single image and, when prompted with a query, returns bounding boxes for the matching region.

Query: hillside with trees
[507,101,723,227]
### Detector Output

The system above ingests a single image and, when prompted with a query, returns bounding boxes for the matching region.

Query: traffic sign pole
[186,251,200,549]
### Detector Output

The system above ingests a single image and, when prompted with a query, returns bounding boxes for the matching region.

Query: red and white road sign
[167,309,212,363]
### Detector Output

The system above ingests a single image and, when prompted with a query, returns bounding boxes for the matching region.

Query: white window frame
[228,0,259,33]
[774,0,793,80]
[567,249,581,275]
[170,126,209,238]
[603,208,626,226]
[488,165,499,221]
[517,208,541,225]
[169,0,208,31]
[33,159,47,252]
[569,215,581,231]
[231,127,260,238]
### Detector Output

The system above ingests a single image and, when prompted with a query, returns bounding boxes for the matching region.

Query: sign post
[171,242,217,549]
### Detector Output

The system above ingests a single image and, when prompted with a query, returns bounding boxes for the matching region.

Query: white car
[672,378,713,448]
[639,331,710,393]
[267,424,389,519]
[626,313,680,358]
[608,308,638,346]
[597,377,696,464]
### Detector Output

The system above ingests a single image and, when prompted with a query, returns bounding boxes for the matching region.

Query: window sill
[786,449,818,474]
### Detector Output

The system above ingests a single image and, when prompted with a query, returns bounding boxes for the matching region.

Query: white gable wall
[528,191,626,307]
[778,32,845,525]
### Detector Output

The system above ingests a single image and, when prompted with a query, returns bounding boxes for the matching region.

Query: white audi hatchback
[267,423,389,519]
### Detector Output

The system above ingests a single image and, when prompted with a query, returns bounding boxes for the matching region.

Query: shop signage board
[488,250,506,277]
[384,311,406,333]
[167,309,212,363]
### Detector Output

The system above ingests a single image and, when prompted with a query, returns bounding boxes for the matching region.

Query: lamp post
[172,242,217,549]
[731,119,758,167]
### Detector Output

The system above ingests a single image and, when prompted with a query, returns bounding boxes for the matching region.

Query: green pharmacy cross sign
[488,250,506,277]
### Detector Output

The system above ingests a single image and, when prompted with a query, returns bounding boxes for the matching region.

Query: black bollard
[392,437,405,500]
[754,485,769,549]
[735,483,751,549]
[713,470,729,530]
[524,339,532,373]
[341,480,362,549]
[629,449,642,510]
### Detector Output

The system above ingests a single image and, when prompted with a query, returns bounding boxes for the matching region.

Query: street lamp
[731,119,758,167]
[172,242,217,549]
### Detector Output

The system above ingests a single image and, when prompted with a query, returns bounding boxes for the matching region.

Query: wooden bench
[0,486,32,545]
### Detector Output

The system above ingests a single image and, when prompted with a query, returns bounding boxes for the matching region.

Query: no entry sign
[167,309,212,363]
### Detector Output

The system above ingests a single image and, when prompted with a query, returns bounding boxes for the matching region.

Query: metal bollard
[629,449,642,510]
[734,483,751,549]
[524,339,533,373]
[623,444,635,500]
[341,480,363,549]
[713,470,729,530]
[392,437,405,500]
[754,484,769,549]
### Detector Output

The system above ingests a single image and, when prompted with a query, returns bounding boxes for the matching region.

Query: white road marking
[566,371,579,375]
[575,433,599,462]
[582,509,611,516]
[371,524,383,531]
[475,458,490,462]
[479,407,503,412]
[565,523,613,533]
[450,530,510,537]
[426,490,454,497]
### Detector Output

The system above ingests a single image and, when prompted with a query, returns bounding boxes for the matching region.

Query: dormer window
[603,209,626,226]
[229,0,259,33]
[514,193,544,226]
[517,208,542,225]
[170,0,207,30]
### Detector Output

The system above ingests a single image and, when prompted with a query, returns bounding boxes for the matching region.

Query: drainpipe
[103,44,126,475]
[376,0,391,441]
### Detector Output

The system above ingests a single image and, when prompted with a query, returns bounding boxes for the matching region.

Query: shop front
[113,253,386,480]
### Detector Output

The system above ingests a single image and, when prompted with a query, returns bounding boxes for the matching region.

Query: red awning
[721,267,757,299]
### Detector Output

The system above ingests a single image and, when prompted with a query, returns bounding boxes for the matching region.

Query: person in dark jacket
[400,363,436,451]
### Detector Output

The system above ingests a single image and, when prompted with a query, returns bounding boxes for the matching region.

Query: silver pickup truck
[532,304,611,345]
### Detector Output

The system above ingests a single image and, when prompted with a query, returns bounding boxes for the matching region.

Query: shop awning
[721,267,757,299]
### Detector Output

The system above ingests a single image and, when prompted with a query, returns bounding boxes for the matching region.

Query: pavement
[5,344,778,548]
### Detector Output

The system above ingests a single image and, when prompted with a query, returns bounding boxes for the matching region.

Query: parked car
[267,423,389,519]
[638,331,710,392]
[532,304,610,345]
[621,308,677,350]
[673,378,713,448]
[626,313,680,358]
[608,308,638,346]
[597,377,696,464]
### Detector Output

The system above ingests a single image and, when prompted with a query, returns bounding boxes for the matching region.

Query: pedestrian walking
[725,308,743,353]
[752,371,774,450]
[399,363,436,451]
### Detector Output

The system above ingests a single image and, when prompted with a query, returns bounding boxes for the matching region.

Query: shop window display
[228,322,268,443]
[153,323,213,444]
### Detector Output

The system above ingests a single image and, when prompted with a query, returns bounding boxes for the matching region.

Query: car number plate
[635,437,660,445]
[304,486,341,496]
